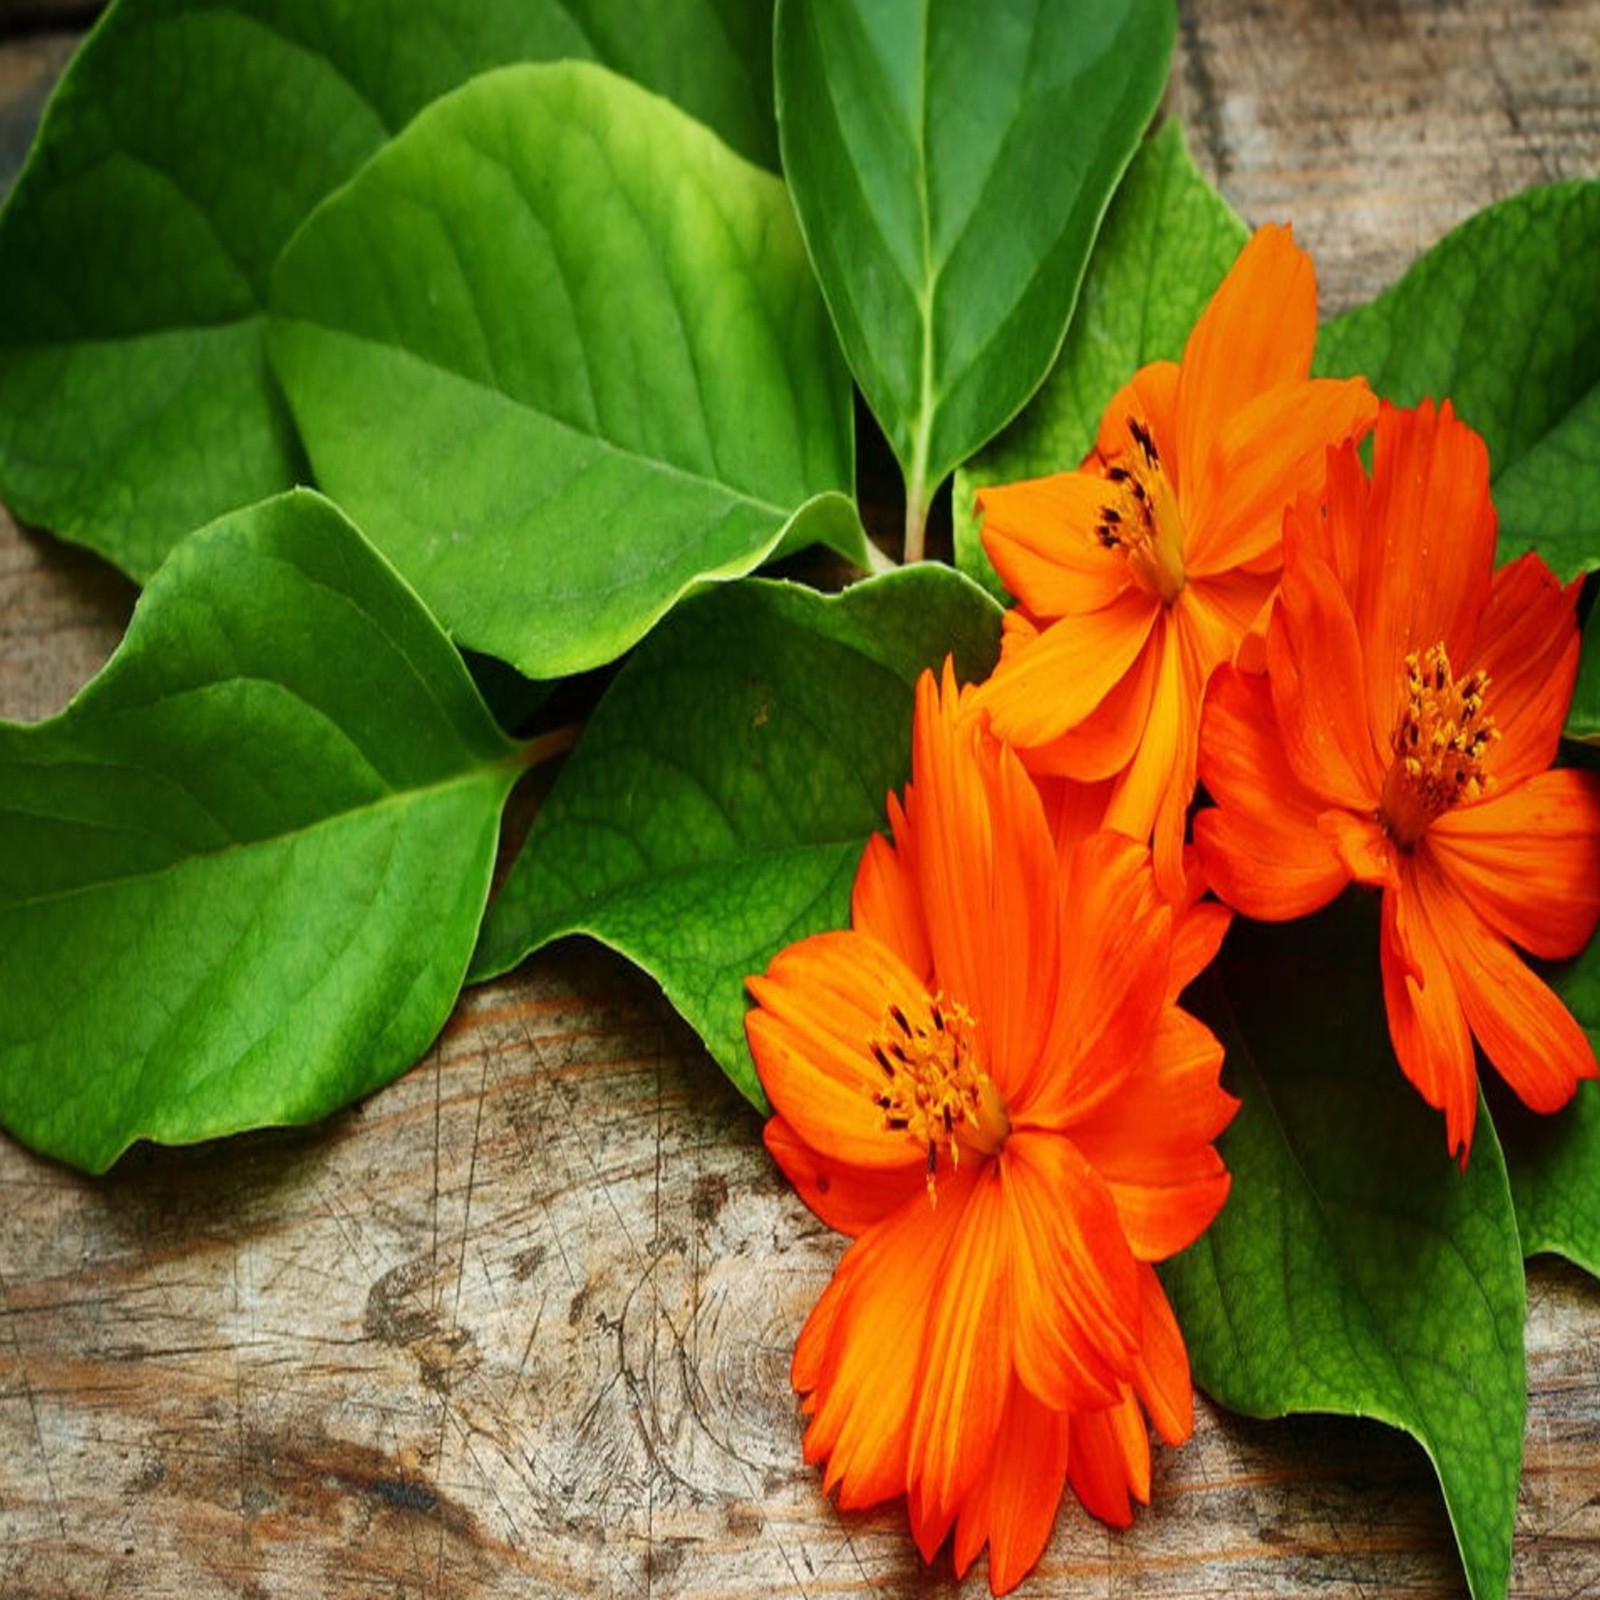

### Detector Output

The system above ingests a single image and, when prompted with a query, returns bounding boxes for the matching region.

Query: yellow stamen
[1092,415,1187,605]
[1379,642,1499,849]
[869,993,1010,1203]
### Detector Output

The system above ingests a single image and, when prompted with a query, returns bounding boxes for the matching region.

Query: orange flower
[746,662,1236,1593]
[1196,398,1600,1161]
[971,225,1377,893]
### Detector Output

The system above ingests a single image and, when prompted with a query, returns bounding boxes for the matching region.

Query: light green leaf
[774,0,1174,547]
[1316,180,1600,579]
[471,566,1002,1106]
[0,489,520,1174]
[1163,903,1526,1600]
[269,62,861,681]
[953,119,1247,595]
[0,0,779,578]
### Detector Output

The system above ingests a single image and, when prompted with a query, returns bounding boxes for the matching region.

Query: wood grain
[4,3,1600,1595]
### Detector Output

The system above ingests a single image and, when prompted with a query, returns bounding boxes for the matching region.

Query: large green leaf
[269,62,861,681]
[0,490,521,1174]
[1564,602,1600,742]
[1163,903,1526,1600]
[470,566,1002,1106]
[1316,180,1600,579]
[1499,931,1600,1275]
[0,0,779,579]
[953,119,1248,595]
[774,0,1174,551]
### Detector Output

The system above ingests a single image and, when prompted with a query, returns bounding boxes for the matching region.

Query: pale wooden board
[3,3,1600,1596]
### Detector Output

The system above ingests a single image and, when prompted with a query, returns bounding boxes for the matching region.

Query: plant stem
[512,723,582,771]
[903,464,931,565]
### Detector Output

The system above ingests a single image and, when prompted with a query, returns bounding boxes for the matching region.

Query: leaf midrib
[273,317,799,523]
[1,756,514,917]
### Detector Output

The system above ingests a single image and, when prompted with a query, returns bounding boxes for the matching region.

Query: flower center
[869,993,1010,1202]
[1379,642,1499,849]
[1093,415,1187,605]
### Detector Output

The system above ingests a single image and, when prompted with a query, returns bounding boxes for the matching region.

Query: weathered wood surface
[3,3,1600,1595]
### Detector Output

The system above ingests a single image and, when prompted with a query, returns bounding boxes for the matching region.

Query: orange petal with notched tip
[1069,1008,1234,1261]
[1415,854,1598,1115]
[1427,769,1600,959]
[975,589,1159,749]
[950,1382,1071,1597]
[1004,1133,1143,1417]
[1381,872,1478,1163]
[1471,553,1581,787]
[1185,376,1377,576]
[1354,400,1496,741]
[1176,224,1318,517]
[1195,666,1349,920]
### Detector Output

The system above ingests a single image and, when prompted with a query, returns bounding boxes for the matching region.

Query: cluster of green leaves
[3,3,1600,1597]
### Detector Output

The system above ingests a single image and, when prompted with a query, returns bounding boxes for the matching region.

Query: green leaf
[0,489,520,1174]
[1564,602,1600,742]
[1497,1079,1600,1277]
[0,0,779,579]
[1499,940,1600,1275]
[471,566,1002,1106]
[1163,902,1526,1600]
[269,61,861,681]
[1316,180,1600,580]
[953,119,1248,594]
[774,0,1174,544]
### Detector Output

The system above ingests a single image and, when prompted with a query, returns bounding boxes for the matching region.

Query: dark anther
[889,1004,911,1035]
[1128,417,1160,466]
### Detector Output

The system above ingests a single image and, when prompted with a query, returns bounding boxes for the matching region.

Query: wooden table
[4,3,1600,1595]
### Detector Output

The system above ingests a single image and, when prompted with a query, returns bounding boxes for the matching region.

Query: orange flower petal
[1009,636,1161,781]
[975,589,1159,750]
[1471,552,1581,787]
[1185,376,1377,576]
[793,1176,963,1509]
[1064,1393,1149,1528]
[747,931,938,1168]
[907,668,1064,1095]
[1027,832,1172,1124]
[908,1170,1016,1550]
[950,1382,1071,1597]
[1380,872,1478,1162]
[977,472,1137,617]
[1195,666,1349,920]
[1069,1008,1235,1261]
[1131,1264,1194,1446]
[850,819,933,982]
[764,1116,925,1237]
[1004,1132,1142,1416]
[1416,856,1598,1116]
[1101,614,1193,896]
[1093,361,1181,472]
[1354,400,1495,742]
[1168,894,1231,997]
[1317,808,1397,890]
[1270,543,1386,808]
[1175,225,1318,516]
[1427,769,1600,958]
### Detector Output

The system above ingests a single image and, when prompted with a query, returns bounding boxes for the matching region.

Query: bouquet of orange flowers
[2,3,1597,1596]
